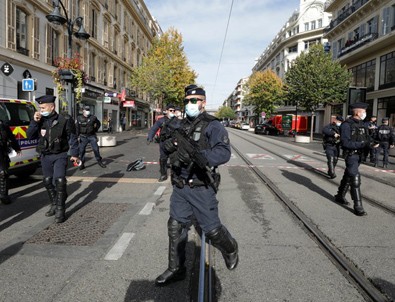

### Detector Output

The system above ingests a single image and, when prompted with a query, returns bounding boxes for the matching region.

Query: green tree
[244,70,284,117]
[215,106,236,120]
[284,44,351,112]
[131,28,197,107]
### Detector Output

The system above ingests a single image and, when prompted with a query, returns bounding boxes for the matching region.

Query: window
[103,20,109,48]
[7,0,16,50]
[380,51,395,89]
[304,22,309,31]
[33,16,39,60]
[46,25,60,65]
[289,45,297,53]
[311,21,316,30]
[382,7,390,35]
[89,52,96,81]
[318,19,322,28]
[349,59,375,91]
[16,7,29,56]
[89,8,98,39]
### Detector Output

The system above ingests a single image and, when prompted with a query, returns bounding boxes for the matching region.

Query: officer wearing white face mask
[322,115,344,178]
[156,85,238,286]
[334,102,378,216]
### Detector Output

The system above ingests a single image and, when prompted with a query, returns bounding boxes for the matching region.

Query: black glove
[177,146,192,165]
[163,139,177,153]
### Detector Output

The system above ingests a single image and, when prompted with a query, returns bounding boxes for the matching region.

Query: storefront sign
[103,96,112,103]
[123,101,135,108]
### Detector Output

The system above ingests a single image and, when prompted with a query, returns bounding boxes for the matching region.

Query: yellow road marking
[67,176,160,184]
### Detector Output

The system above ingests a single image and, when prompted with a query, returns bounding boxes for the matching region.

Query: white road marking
[154,186,166,196]
[139,202,155,215]
[104,232,135,260]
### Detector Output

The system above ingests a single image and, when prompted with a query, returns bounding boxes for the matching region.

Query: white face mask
[168,113,175,118]
[41,111,51,117]
[84,111,91,116]
[360,112,366,120]
[185,103,200,118]
[336,122,341,126]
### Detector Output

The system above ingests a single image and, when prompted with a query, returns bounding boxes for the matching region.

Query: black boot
[43,177,57,216]
[158,159,168,182]
[334,173,350,205]
[206,225,239,270]
[0,171,11,204]
[155,218,188,286]
[54,178,68,223]
[98,160,106,168]
[327,156,336,179]
[350,174,367,216]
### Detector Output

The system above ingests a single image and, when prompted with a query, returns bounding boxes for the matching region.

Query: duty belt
[171,176,206,189]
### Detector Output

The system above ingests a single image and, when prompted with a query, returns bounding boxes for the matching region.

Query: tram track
[230,130,395,217]
[229,140,390,302]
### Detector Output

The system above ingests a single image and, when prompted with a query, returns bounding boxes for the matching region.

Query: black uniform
[374,120,393,168]
[27,104,79,223]
[322,119,342,178]
[334,103,371,216]
[364,118,377,162]
[76,113,106,169]
[0,120,21,204]
[155,86,238,286]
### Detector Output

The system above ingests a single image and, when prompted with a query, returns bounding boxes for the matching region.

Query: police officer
[334,102,378,216]
[76,106,106,170]
[363,116,378,163]
[175,106,183,119]
[0,120,21,204]
[155,85,238,286]
[374,117,394,169]
[147,104,177,181]
[27,95,79,223]
[322,115,343,179]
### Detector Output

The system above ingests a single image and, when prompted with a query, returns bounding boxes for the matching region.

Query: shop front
[121,98,150,130]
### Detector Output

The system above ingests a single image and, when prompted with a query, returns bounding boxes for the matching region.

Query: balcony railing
[324,0,369,34]
[338,32,378,58]
[17,47,29,56]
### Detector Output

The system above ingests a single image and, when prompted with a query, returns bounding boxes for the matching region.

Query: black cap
[349,102,368,110]
[185,86,206,97]
[175,106,181,111]
[166,104,175,110]
[335,115,344,122]
[382,117,389,122]
[83,106,90,111]
[185,84,198,94]
[36,95,56,104]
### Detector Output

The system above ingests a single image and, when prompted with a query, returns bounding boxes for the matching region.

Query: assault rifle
[172,129,217,193]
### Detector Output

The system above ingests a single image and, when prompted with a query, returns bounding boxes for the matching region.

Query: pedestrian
[108,117,113,134]
[147,104,177,181]
[373,117,394,169]
[76,106,106,170]
[175,106,183,119]
[322,115,343,178]
[334,102,378,216]
[26,95,80,223]
[363,115,377,163]
[0,120,21,204]
[155,85,238,286]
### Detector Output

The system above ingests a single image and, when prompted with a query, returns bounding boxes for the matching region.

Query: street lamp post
[46,0,90,117]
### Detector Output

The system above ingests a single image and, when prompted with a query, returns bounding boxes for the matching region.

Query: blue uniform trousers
[170,185,221,233]
[345,153,361,177]
[79,135,102,163]
[41,152,68,179]
[375,141,390,165]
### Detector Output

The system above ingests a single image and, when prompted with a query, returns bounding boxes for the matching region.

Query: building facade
[324,0,395,129]
[252,0,332,133]
[0,0,162,131]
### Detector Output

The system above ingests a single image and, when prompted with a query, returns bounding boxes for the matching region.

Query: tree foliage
[130,28,197,107]
[284,44,351,112]
[215,106,236,120]
[244,70,284,117]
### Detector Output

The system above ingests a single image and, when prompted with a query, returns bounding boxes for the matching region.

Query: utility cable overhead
[211,0,234,103]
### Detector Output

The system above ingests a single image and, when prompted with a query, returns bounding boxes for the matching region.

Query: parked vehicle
[240,122,250,130]
[254,121,279,135]
[0,98,40,177]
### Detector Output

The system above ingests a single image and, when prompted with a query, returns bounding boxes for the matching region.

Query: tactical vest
[36,114,70,154]
[323,124,340,145]
[159,117,173,142]
[77,115,98,135]
[183,112,217,151]
[347,118,370,143]
[376,125,392,142]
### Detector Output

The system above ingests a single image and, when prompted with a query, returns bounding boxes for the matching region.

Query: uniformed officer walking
[147,104,178,181]
[76,106,106,170]
[0,120,21,204]
[27,95,79,223]
[155,85,238,286]
[364,115,378,163]
[374,117,394,168]
[334,102,378,216]
[322,115,343,178]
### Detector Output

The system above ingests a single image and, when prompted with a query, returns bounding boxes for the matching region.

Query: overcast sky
[144,0,300,109]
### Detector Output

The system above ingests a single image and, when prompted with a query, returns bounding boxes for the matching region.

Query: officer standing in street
[76,106,106,170]
[374,117,394,168]
[364,115,378,163]
[27,95,80,223]
[155,85,238,286]
[334,102,378,216]
[0,120,21,204]
[322,115,343,179]
[147,104,177,181]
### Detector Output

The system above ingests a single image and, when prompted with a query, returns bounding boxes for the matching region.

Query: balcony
[17,47,29,56]
[338,32,378,58]
[324,0,369,34]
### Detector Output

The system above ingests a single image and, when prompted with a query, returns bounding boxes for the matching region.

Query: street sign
[1,62,14,76]
[104,91,117,97]
[22,79,35,91]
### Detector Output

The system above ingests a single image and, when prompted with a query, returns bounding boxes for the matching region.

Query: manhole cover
[27,203,128,246]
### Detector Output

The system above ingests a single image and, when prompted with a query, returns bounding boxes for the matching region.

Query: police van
[0,98,40,177]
